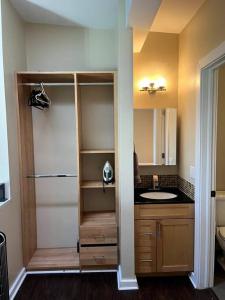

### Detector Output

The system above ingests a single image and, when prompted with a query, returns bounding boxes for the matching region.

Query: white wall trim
[199,40,225,69]
[9,267,26,300]
[26,269,117,275]
[117,265,138,290]
[81,269,117,273]
[194,40,225,289]
[27,269,80,275]
[189,272,197,289]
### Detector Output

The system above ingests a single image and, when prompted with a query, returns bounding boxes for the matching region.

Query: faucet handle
[153,174,159,190]
[153,174,158,181]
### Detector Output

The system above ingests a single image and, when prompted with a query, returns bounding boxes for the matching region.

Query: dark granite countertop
[134,187,194,205]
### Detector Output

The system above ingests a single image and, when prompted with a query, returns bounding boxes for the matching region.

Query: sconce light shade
[139,77,166,94]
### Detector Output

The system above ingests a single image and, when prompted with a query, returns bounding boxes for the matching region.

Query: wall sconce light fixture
[139,77,166,94]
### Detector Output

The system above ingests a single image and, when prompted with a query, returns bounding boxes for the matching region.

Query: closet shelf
[19,83,74,86]
[26,174,77,178]
[81,211,116,226]
[80,149,115,154]
[26,248,79,271]
[81,181,115,189]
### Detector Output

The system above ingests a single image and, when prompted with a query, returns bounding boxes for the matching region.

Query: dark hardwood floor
[15,273,218,300]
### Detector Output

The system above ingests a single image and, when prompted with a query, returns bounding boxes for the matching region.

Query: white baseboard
[117,265,138,290]
[189,272,197,289]
[81,269,117,273]
[26,269,80,275]
[27,269,117,275]
[9,267,26,300]
[9,266,138,297]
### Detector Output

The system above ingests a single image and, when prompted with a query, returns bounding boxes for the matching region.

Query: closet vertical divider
[16,74,37,266]
[74,73,82,237]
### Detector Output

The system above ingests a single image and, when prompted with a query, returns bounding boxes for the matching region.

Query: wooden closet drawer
[135,220,156,233]
[135,233,156,247]
[135,204,194,220]
[136,247,155,258]
[80,225,117,245]
[135,220,156,247]
[135,250,156,273]
[80,246,117,266]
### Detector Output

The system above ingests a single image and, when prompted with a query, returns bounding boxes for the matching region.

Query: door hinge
[77,240,80,253]
[161,153,165,159]
[211,191,216,198]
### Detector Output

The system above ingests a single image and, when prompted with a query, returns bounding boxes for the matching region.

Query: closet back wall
[32,87,77,248]
[24,22,118,248]
[25,24,117,71]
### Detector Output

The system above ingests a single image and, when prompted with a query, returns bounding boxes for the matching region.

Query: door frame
[192,40,225,289]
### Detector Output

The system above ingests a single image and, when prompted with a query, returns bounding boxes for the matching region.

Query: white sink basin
[140,192,178,200]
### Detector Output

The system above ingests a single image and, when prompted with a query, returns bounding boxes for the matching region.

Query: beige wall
[178,0,225,181]
[0,0,26,285]
[134,109,153,164]
[134,32,179,109]
[216,64,225,191]
[25,24,117,71]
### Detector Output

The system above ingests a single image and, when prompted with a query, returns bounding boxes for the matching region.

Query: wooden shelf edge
[81,181,115,189]
[80,149,115,154]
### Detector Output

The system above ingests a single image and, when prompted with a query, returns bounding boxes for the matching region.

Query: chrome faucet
[152,174,159,190]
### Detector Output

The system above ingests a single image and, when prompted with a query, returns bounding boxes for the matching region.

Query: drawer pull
[93,256,105,260]
[143,232,153,236]
[95,235,105,239]
[140,259,153,262]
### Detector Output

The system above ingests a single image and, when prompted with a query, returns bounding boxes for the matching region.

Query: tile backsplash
[136,174,195,200]
[178,176,195,200]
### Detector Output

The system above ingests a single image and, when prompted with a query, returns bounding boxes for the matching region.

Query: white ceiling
[10,0,118,29]
[10,0,207,52]
[150,0,207,33]
[127,0,162,53]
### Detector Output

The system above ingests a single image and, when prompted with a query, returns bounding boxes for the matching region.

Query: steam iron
[103,161,113,192]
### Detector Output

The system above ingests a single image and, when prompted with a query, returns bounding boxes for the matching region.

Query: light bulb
[155,77,166,89]
[138,78,150,90]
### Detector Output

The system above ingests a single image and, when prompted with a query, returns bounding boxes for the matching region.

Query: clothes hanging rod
[78,82,113,86]
[26,174,77,178]
[19,82,113,86]
[19,83,74,86]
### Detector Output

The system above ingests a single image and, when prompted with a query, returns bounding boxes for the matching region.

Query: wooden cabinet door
[157,219,194,272]
[135,220,157,273]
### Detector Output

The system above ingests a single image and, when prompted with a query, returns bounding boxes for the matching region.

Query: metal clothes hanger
[34,82,51,108]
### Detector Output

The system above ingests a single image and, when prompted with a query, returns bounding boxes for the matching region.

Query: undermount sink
[140,192,178,200]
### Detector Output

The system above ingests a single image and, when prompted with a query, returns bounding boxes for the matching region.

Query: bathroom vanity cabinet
[135,203,194,274]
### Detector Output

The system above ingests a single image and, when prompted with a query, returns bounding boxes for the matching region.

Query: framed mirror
[134,108,177,166]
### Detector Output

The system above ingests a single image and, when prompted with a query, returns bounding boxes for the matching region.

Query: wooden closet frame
[16,71,118,271]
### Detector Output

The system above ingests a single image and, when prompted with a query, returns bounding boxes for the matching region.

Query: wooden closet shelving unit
[75,72,118,268]
[16,71,118,271]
